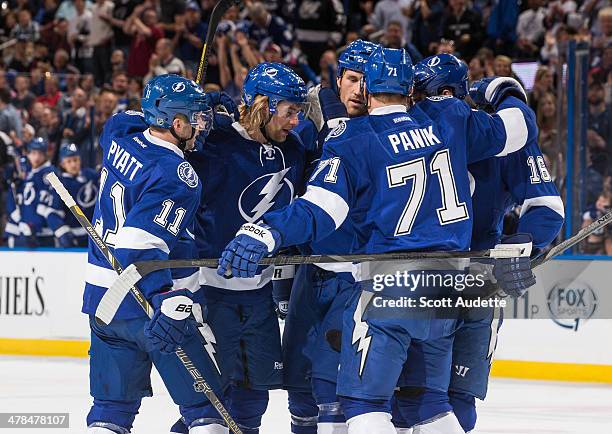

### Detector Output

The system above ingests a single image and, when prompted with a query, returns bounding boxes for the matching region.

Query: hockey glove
[469,77,528,110]
[492,233,536,298]
[207,91,239,122]
[58,231,77,248]
[216,223,282,278]
[319,87,349,123]
[145,289,194,354]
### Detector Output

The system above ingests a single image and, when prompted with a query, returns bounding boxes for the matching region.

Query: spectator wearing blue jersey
[61,87,90,151]
[174,1,207,72]
[245,1,293,55]
[379,20,423,63]
[485,0,518,56]
[10,9,40,43]
[405,0,445,56]
[582,190,612,254]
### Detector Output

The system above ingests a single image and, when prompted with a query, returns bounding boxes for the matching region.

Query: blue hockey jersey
[189,121,308,290]
[83,111,202,319]
[469,142,564,251]
[264,96,536,254]
[50,168,99,243]
[18,161,62,239]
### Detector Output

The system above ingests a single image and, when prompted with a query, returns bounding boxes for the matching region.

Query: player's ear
[172,114,188,131]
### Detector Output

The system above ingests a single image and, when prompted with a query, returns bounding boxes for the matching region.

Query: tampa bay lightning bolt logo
[77,181,98,209]
[238,168,294,222]
[177,162,199,188]
[171,82,186,92]
[427,56,441,67]
[265,67,278,77]
[326,120,347,141]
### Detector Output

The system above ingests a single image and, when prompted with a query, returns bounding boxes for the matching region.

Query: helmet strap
[170,125,196,151]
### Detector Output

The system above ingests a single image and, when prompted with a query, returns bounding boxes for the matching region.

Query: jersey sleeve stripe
[114,226,170,254]
[71,227,88,236]
[520,196,565,218]
[172,271,200,292]
[4,222,20,236]
[301,185,349,229]
[36,204,65,219]
[85,263,119,288]
[54,225,71,238]
[495,108,529,157]
[10,209,20,222]
[18,222,32,236]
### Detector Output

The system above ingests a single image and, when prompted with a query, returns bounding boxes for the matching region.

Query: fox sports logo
[547,279,598,330]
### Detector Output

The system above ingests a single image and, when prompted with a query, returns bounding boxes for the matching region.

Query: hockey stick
[195,0,242,86]
[45,173,243,434]
[98,248,524,324]
[531,208,612,268]
[103,208,612,321]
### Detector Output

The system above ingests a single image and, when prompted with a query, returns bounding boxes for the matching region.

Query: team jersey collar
[370,105,408,116]
[232,122,253,141]
[232,121,275,149]
[29,160,51,176]
[143,129,184,158]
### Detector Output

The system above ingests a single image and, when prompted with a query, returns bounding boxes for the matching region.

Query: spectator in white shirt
[89,0,115,86]
[68,0,94,73]
[516,0,547,59]
[144,38,186,83]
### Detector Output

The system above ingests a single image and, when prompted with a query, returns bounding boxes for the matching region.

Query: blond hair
[239,95,272,136]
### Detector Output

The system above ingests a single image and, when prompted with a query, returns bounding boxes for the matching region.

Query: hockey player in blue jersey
[186,62,309,434]
[50,143,99,247]
[218,46,539,433]
[393,55,564,433]
[14,137,62,248]
[278,39,380,434]
[82,74,229,434]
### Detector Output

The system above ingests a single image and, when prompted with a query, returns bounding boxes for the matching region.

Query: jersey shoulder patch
[325,119,348,141]
[176,161,199,188]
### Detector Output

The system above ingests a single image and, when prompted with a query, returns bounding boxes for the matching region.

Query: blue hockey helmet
[242,63,307,113]
[27,137,48,153]
[59,142,79,161]
[414,54,469,99]
[364,46,413,96]
[337,39,378,79]
[141,74,212,131]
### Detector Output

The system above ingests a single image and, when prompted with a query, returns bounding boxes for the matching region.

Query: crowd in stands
[0,0,610,252]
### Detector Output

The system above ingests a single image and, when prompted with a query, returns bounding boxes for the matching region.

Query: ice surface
[0,356,611,433]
